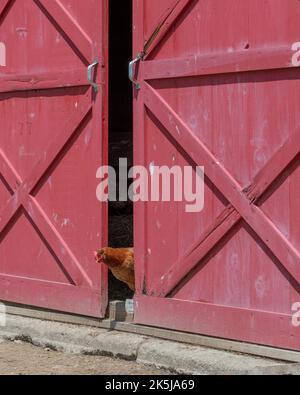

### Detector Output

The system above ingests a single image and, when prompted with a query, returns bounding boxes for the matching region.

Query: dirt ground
[0,340,167,375]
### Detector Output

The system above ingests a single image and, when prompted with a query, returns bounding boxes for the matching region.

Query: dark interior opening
[108,0,134,301]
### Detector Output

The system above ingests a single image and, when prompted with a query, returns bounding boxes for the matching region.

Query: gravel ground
[0,340,167,375]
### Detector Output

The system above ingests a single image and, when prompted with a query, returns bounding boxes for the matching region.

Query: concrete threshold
[1,313,300,375]
[4,301,300,365]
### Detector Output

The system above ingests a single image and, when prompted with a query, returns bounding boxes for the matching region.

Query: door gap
[108,0,134,302]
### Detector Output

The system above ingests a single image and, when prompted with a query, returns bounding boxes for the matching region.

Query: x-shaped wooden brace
[0,97,93,287]
[0,0,92,64]
[142,0,192,60]
[145,83,300,297]
[0,0,11,19]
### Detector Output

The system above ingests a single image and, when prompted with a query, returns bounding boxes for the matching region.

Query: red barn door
[133,0,300,350]
[0,0,108,317]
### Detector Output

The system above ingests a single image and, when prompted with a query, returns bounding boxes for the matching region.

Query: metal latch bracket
[87,59,99,93]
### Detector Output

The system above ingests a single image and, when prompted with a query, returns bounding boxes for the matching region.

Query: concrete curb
[0,314,300,375]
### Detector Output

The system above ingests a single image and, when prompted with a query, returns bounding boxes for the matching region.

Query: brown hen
[95,247,135,291]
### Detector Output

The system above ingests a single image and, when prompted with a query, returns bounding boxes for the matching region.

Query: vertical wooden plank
[133,0,146,295]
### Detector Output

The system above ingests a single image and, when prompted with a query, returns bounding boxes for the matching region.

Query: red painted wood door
[0,0,108,317]
[133,0,300,350]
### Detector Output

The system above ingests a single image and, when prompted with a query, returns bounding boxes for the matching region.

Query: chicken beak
[94,251,101,263]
